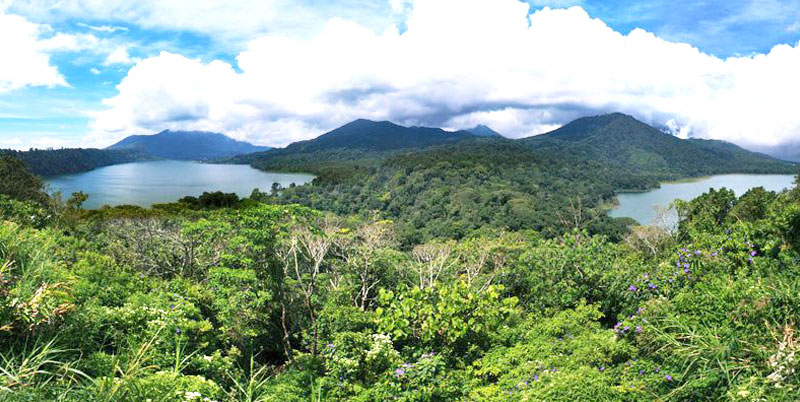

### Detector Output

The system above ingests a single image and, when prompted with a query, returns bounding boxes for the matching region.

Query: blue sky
[1,0,799,151]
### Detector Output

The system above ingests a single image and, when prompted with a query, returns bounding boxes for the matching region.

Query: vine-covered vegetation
[2,153,800,401]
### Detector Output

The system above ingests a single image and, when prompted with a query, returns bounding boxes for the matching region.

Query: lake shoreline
[608,173,796,226]
[45,160,315,210]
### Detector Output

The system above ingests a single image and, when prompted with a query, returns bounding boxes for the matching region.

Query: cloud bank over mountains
[2,0,800,152]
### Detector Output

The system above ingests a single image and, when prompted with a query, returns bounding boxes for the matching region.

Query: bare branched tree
[274,235,299,362]
[334,221,395,310]
[291,216,340,356]
[556,196,586,232]
[410,241,456,290]
[624,225,672,257]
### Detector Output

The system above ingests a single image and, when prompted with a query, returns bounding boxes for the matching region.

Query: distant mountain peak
[107,130,270,160]
[277,119,477,153]
[523,112,793,175]
[467,124,504,138]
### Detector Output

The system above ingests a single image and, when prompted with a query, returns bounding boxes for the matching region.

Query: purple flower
[695,250,702,255]
[655,367,660,373]
[635,326,643,333]
[648,283,657,289]
[665,374,673,381]
[750,251,757,257]
[748,257,754,264]
[629,285,638,292]
[623,326,630,331]
[599,366,605,372]
[683,263,690,269]
[643,273,649,279]
[534,374,539,381]
[394,368,405,376]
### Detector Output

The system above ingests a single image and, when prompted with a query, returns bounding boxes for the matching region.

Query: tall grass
[0,338,89,394]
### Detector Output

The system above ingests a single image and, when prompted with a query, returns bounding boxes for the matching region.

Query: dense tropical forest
[2,128,800,402]
[0,148,145,177]
[233,114,795,245]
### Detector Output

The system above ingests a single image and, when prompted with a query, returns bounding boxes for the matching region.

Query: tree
[410,241,456,290]
[67,191,89,210]
[334,220,399,310]
[0,156,47,204]
[275,215,340,357]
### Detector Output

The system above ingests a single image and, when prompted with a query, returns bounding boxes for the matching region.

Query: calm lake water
[46,161,314,209]
[609,174,796,226]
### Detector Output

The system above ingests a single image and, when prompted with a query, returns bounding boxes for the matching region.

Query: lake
[609,174,796,227]
[45,161,315,209]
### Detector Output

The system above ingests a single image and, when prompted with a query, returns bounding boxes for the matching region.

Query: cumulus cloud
[103,46,134,65]
[0,6,110,93]
[0,11,68,92]
[89,0,800,151]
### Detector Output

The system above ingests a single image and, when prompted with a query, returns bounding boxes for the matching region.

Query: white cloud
[88,0,800,151]
[0,134,77,150]
[7,0,396,44]
[37,31,99,52]
[0,11,68,92]
[103,45,134,65]
[526,0,583,7]
[76,22,128,33]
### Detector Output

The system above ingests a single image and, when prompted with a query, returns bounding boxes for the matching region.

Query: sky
[1,0,800,154]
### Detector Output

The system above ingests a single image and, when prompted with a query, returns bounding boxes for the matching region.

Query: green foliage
[375,282,518,357]
[0,156,48,204]
[1,165,799,400]
[234,114,793,245]
[0,148,144,177]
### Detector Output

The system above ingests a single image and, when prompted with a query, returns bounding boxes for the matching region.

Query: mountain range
[5,114,794,178]
[228,113,793,179]
[278,119,479,153]
[523,113,792,177]
[107,130,271,160]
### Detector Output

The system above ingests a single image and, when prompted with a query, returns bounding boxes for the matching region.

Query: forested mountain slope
[224,119,488,173]
[108,130,270,160]
[0,148,145,177]
[233,114,794,244]
[523,113,794,178]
